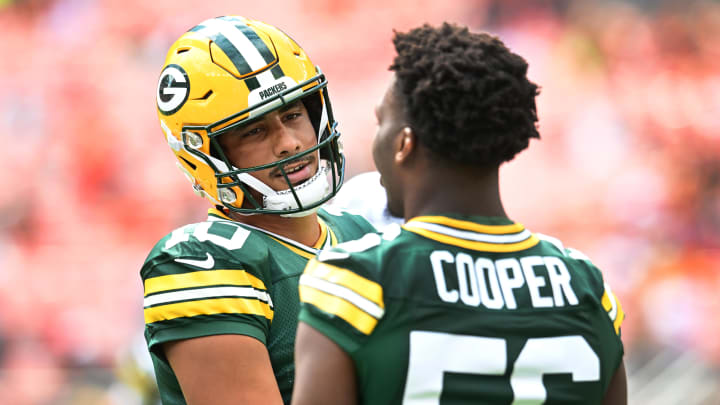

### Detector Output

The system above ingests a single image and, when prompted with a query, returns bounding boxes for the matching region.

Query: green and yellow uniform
[299,215,625,405]
[141,207,375,405]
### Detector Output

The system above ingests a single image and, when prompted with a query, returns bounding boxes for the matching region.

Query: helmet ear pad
[301,89,338,162]
[301,92,323,136]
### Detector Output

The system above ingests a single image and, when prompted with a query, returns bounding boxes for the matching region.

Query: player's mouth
[273,158,314,186]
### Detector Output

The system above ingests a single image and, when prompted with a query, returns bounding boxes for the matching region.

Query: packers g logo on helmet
[156,16,345,216]
[157,64,190,115]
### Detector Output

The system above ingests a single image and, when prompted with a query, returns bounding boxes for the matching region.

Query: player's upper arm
[575,255,625,337]
[291,322,357,405]
[603,359,627,405]
[559,244,626,337]
[165,334,283,405]
[142,221,282,404]
[142,222,274,349]
[298,234,387,351]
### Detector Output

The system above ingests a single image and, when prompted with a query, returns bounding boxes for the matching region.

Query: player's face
[372,76,405,218]
[217,100,319,193]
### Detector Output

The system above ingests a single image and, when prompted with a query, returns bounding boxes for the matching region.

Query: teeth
[285,164,303,174]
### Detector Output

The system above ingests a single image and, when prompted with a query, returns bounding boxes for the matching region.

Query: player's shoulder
[532,232,625,336]
[530,232,623,314]
[532,233,605,282]
[142,215,277,345]
[318,206,377,236]
[141,216,274,281]
[308,223,405,280]
[298,224,405,338]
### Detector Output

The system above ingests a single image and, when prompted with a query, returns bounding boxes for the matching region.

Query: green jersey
[141,207,375,405]
[299,215,625,405]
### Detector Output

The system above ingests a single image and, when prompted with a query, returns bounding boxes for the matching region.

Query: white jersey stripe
[409,221,532,244]
[144,286,272,308]
[300,274,385,319]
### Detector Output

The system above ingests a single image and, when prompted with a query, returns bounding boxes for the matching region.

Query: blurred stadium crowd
[0,0,718,403]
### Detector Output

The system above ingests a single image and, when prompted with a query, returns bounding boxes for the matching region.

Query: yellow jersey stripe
[613,299,625,335]
[299,285,378,335]
[601,291,611,312]
[304,260,384,308]
[601,289,625,335]
[208,208,337,257]
[410,216,526,234]
[273,239,316,259]
[144,269,266,296]
[144,297,273,324]
[313,218,329,249]
[265,218,335,259]
[326,222,338,246]
[404,225,540,252]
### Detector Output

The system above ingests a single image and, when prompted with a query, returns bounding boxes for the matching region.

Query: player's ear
[395,127,416,164]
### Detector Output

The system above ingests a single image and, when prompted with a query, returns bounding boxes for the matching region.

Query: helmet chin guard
[265,164,333,217]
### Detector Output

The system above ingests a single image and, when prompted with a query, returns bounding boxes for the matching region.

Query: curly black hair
[390,23,540,166]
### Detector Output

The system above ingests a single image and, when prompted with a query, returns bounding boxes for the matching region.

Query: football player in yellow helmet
[142,16,375,405]
[156,15,343,216]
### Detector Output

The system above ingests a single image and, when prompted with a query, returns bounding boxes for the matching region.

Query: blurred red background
[0,0,718,403]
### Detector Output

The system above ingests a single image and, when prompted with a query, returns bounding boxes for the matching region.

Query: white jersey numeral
[402,331,600,404]
[165,222,250,251]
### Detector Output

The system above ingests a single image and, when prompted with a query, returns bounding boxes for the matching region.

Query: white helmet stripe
[195,18,269,72]
[254,70,277,88]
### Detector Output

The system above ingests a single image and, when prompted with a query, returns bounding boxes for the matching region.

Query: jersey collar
[207,208,337,259]
[403,215,539,252]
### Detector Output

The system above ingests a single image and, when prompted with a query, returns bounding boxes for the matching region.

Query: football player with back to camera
[292,23,627,405]
[142,16,375,405]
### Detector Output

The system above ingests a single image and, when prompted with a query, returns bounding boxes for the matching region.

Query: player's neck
[405,167,507,220]
[228,211,322,247]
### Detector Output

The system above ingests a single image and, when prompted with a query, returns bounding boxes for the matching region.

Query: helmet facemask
[187,73,344,216]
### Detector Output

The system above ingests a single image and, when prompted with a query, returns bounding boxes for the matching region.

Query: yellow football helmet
[156,16,344,216]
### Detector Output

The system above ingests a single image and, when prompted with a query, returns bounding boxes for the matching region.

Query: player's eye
[242,127,263,138]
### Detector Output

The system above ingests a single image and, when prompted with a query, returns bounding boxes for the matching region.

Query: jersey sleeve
[298,234,385,354]
[141,221,274,354]
[566,247,626,337]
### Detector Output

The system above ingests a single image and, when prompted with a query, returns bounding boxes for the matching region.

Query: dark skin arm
[291,322,357,405]
[603,360,628,405]
[164,334,283,405]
